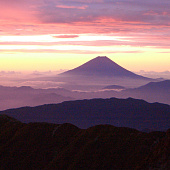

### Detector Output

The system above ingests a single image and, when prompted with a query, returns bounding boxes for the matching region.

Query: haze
[0,56,169,111]
[0,0,170,110]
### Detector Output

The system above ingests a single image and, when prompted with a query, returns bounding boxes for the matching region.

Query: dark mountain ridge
[1,97,169,131]
[0,115,169,169]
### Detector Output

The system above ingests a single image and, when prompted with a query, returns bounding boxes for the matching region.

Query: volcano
[59,56,150,80]
[57,56,154,90]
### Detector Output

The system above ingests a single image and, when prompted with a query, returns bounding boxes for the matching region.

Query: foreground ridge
[1,97,169,131]
[0,115,169,169]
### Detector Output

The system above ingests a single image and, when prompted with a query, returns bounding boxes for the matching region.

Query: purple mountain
[59,56,150,80]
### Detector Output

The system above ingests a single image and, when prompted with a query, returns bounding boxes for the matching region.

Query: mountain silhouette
[120,80,170,104]
[1,98,169,131]
[0,115,169,169]
[60,56,151,80]
[133,79,170,91]
[0,80,169,111]
[0,85,73,111]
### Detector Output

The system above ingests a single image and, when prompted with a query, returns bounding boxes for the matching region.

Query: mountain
[1,98,169,131]
[0,85,73,111]
[59,56,151,80]
[0,115,169,169]
[31,56,154,90]
[57,56,154,90]
[0,80,169,111]
[120,80,170,104]
[132,79,170,91]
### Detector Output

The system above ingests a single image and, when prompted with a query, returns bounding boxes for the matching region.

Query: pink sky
[0,0,170,72]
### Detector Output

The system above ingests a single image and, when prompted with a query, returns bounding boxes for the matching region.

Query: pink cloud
[53,35,79,38]
[0,48,144,54]
[0,34,169,49]
[0,0,169,51]
[56,5,87,10]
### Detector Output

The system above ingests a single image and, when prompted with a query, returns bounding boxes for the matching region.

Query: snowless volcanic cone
[59,56,151,80]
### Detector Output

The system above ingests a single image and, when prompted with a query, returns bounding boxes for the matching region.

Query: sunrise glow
[0,0,169,72]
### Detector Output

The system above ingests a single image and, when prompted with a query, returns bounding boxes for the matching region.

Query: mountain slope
[0,80,169,111]
[59,56,151,80]
[0,85,73,110]
[0,115,169,169]
[120,80,170,104]
[133,79,170,91]
[1,98,169,131]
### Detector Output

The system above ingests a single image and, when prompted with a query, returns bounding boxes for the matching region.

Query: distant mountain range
[1,56,169,169]
[120,80,170,104]
[0,80,169,111]
[1,97,169,131]
[0,114,169,169]
[0,85,73,110]
[131,79,170,91]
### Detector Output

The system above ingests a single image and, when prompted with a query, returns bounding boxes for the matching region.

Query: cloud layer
[0,0,169,72]
[1,0,169,34]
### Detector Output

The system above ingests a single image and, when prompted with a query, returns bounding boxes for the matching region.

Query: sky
[0,0,170,72]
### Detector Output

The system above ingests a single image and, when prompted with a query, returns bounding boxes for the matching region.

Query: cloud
[1,0,169,35]
[1,0,169,26]
[36,0,170,25]
[0,71,21,75]
[56,5,87,9]
[135,70,170,79]
[0,36,169,49]
[0,0,169,54]
[17,81,65,89]
[0,48,144,55]
[53,35,79,38]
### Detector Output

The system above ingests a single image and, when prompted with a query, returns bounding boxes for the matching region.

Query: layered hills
[0,56,169,169]
[0,85,73,111]
[119,80,170,104]
[1,56,167,111]
[0,115,169,169]
[0,80,169,111]
[1,97,169,131]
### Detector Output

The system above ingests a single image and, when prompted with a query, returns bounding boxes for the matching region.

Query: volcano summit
[59,56,152,85]
[57,56,154,89]
[60,56,150,80]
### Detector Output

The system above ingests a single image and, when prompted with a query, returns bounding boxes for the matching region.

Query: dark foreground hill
[0,115,169,169]
[0,98,169,131]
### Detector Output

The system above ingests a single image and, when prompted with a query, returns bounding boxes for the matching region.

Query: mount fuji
[59,56,151,80]
[57,56,154,90]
